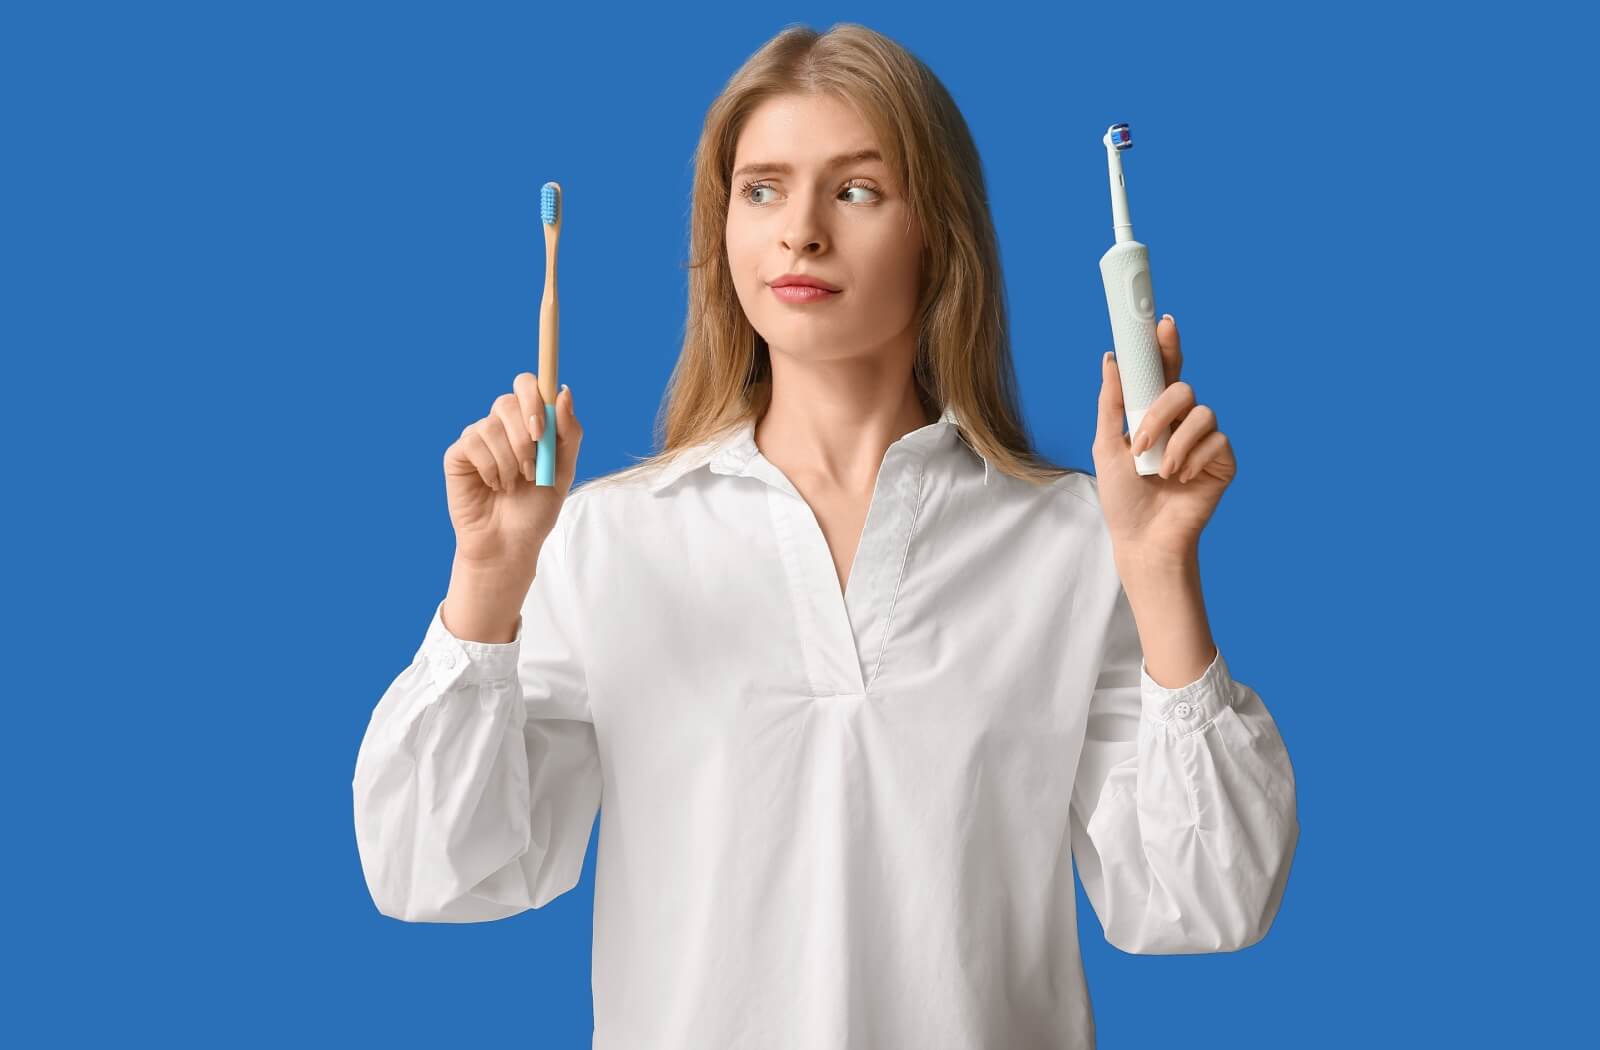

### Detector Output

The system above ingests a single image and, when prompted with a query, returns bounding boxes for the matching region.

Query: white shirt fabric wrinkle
[352,404,1300,1050]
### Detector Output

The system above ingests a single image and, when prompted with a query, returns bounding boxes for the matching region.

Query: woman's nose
[781,193,827,253]
[782,234,824,254]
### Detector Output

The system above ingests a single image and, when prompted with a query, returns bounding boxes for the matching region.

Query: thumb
[553,384,583,482]
[553,383,581,441]
[1096,351,1126,448]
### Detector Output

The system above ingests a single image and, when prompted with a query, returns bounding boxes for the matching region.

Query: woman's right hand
[443,372,583,573]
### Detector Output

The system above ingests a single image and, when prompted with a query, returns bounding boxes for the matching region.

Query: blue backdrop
[5,0,1591,1045]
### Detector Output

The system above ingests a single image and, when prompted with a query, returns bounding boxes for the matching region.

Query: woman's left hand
[1093,314,1236,569]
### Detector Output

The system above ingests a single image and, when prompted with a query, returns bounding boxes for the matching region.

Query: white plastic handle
[1099,239,1168,476]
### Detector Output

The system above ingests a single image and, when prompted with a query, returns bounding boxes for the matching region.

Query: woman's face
[725,93,923,365]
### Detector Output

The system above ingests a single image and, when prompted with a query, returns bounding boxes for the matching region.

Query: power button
[1129,268,1155,319]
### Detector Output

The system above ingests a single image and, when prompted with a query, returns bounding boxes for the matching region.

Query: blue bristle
[540,182,559,224]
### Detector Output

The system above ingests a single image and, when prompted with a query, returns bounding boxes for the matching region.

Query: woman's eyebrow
[731,148,884,180]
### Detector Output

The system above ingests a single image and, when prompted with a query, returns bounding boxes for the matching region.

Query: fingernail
[1163,313,1174,323]
[1104,351,1113,366]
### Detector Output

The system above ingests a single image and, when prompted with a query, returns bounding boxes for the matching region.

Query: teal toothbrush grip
[535,402,557,486]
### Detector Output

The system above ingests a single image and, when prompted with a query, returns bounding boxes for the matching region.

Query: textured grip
[1100,240,1168,475]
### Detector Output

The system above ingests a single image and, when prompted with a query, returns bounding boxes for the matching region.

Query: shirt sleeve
[1069,578,1299,954]
[352,507,601,923]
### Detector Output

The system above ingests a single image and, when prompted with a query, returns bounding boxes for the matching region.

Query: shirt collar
[644,403,990,494]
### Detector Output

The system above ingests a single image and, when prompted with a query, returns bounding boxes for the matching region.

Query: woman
[353,22,1298,1050]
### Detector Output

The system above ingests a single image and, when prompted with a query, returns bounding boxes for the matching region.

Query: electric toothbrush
[1098,123,1168,476]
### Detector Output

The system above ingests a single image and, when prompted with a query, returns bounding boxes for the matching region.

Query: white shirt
[352,405,1299,1049]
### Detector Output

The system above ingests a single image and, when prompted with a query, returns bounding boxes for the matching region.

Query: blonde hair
[588,21,1085,492]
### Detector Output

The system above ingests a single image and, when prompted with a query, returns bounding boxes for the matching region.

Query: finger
[475,415,521,493]
[1178,429,1230,483]
[1158,402,1216,479]
[492,392,537,482]
[1157,314,1183,387]
[1096,351,1126,451]
[1131,380,1195,456]
[552,384,584,489]
[458,427,503,492]
[513,371,548,445]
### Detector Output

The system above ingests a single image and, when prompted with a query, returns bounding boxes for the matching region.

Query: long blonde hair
[590,21,1085,492]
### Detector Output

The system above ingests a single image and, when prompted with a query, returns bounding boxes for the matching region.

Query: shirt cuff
[422,599,523,690]
[1139,646,1234,736]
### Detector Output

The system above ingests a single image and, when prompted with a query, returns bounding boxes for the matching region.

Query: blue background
[6,0,1593,1045]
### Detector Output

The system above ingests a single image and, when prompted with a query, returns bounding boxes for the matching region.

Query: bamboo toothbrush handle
[539,231,559,405]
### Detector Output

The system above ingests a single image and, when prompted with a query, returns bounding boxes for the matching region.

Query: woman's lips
[771,285,840,303]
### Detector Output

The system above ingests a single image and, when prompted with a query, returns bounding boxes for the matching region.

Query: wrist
[1111,553,1217,688]
[443,556,537,644]
[451,531,548,587]
[1113,543,1200,588]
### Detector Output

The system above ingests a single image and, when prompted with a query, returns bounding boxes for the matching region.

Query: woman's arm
[351,507,601,923]
[1069,572,1299,954]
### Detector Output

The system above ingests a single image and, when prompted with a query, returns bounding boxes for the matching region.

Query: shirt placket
[739,441,927,700]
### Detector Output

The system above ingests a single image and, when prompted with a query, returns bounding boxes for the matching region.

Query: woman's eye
[736,179,882,205]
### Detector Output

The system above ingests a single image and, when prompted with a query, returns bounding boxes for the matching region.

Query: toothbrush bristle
[540,182,560,225]
[1109,123,1132,150]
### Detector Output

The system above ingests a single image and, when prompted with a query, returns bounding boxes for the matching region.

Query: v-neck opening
[755,444,928,699]
[700,415,960,701]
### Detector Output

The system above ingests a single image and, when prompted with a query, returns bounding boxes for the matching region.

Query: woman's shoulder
[554,465,678,543]
[1046,469,1101,512]
[982,462,1100,513]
